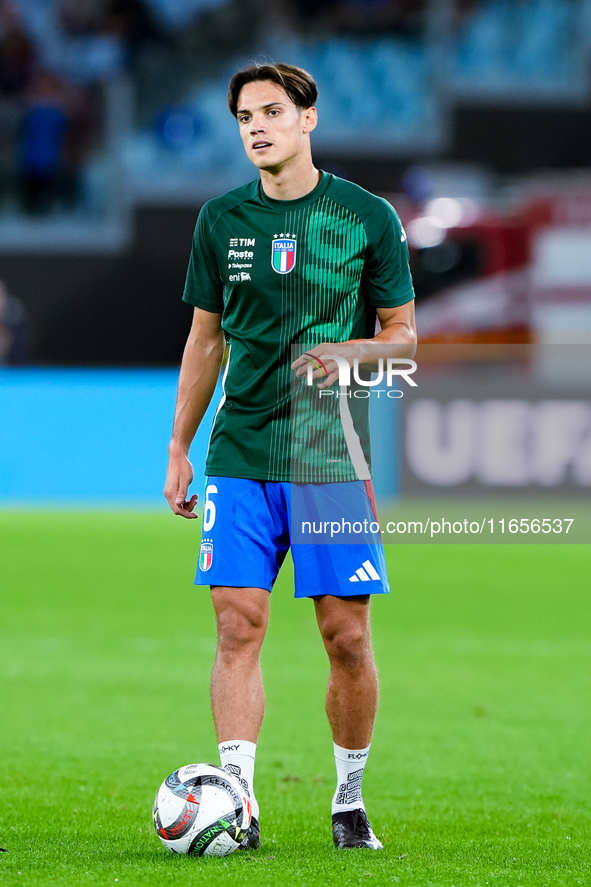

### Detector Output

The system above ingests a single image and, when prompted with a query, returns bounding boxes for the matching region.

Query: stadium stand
[1,0,590,234]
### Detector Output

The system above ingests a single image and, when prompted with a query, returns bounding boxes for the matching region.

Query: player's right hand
[164,452,199,519]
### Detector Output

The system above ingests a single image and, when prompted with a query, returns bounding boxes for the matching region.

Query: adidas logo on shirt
[349,560,381,583]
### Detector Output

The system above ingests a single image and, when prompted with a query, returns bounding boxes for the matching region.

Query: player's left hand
[291,342,362,389]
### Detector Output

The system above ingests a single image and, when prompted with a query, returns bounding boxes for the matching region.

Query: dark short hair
[228,62,318,117]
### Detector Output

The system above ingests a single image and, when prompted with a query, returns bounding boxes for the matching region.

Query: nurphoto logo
[303,353,418,398]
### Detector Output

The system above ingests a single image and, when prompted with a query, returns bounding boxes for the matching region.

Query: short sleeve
[364,198,415,308]
[182,204,224,313]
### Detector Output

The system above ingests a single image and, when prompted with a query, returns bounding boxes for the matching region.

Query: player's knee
[215,603,266,654]
[322,621,371,670]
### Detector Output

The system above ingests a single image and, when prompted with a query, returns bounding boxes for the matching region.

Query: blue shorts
[195,477,389,598]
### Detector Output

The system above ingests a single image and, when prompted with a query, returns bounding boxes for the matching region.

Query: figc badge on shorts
[199,541,213,571]
[271,237,296,274]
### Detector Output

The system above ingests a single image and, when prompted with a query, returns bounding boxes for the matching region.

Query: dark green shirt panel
[183,180,260,312]
[183,203,225,313]
[206,402,286,482]
[325,179,415,309]
[363,197,415,308]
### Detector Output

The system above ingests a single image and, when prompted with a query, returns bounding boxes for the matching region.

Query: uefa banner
[290,345,591,544]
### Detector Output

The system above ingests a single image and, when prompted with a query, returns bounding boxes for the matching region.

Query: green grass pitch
[1,510,590,887]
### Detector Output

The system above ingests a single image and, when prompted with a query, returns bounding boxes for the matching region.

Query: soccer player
[164,62,416,850]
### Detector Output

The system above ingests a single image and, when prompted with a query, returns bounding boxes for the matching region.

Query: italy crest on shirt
[271,236,296,274]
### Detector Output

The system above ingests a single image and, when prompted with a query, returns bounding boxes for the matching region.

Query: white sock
[331,742,370,815]
[218,739,259,821]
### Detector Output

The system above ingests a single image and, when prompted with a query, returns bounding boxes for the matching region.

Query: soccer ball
[152,763,251,856]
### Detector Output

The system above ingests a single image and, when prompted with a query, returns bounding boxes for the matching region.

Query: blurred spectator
[16,0,126,86]
[0,279,30,364]
[340,0,426,37]
[58,0,160,48]
[105,0,160,48]
[58,0,105,34]
[291,0,427,37]
[18,70,95,214]
[58,0,107,35]
[0,0,34,96]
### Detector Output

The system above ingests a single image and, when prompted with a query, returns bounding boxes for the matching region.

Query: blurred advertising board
[387,344,591,544]
[401,345,591,496]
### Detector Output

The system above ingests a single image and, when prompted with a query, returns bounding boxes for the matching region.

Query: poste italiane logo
[271,234,296,274]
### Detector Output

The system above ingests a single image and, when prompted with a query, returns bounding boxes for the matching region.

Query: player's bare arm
[164,307,224,518]
[291,300,417,388]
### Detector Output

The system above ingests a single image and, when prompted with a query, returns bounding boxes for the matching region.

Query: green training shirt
[183,170,414,482]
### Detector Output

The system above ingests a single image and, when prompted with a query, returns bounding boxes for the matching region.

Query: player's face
[236,80,317,172]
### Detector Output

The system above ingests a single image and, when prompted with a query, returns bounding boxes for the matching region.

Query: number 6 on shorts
[203,484,218,532]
